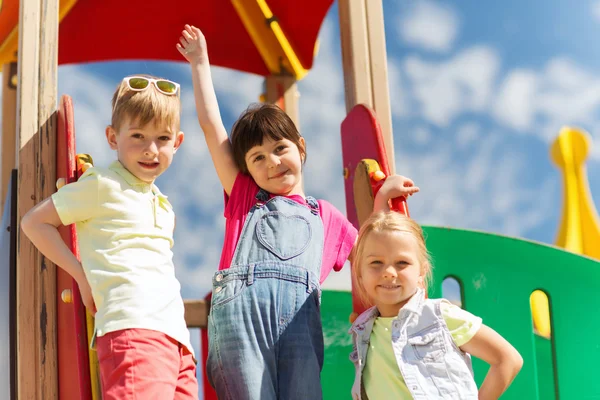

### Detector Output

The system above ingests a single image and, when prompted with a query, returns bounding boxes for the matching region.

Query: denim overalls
[207,189,325,400]
[349,289,479,399]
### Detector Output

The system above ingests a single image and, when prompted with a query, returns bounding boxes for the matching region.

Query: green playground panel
[321,226,600,399]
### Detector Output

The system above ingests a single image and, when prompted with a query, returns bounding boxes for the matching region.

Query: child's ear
[418,266,428,288]
[106,126,118,150]
[173,131,185,153]
[299,137,306,161]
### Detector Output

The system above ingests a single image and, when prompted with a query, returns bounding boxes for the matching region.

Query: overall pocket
[256,211,312,260]
[210,274,247,309]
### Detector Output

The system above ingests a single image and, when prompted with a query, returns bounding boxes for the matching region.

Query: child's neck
[267,184,305,198]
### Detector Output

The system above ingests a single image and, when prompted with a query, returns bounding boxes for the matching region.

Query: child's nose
[383,266,397,278]
[267,154,281,167]
[144,142,159,156]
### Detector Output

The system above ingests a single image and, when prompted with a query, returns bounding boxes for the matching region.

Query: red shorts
[96,328,198,400]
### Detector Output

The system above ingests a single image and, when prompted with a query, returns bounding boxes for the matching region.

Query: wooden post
[16,0,59,397]
[338,0,395,173]
[265,75,300,131]
[1,62,17,214]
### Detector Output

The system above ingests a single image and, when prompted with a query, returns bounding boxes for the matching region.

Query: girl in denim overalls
[350,212,523,400]
[177,25,420,399]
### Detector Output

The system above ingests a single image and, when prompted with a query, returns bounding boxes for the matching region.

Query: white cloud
[493,70,538,130]
[57,66,115,166]
[403,46,500,127]
[592,1,600,22]
[490,57,600,154]
[388,59,410,118]
[398,0,460,53]
[414,125,433,145]
[455,122,480,148]
[398,129,556,238]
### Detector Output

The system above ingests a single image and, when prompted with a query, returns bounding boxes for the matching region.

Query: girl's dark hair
[230,103,306,173]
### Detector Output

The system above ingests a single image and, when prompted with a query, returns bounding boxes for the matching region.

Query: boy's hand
[77,278,97,316]
[177,24,208,65]
[373,175,420,212]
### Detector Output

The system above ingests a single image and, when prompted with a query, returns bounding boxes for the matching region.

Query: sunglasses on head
[123,76,180,96]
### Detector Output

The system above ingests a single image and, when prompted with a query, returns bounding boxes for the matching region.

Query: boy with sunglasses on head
[21,74,199,400]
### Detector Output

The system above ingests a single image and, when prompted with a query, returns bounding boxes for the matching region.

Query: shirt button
[215,274,223,282]
[215,286,222,293]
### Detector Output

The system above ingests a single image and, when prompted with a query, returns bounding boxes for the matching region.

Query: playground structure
[1,1,600,400]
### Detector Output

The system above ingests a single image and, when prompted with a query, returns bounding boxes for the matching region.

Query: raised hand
[176,24,209,65]
[373,175,420,212]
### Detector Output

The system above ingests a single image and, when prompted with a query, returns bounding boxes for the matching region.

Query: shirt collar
[400,288,426,316]
[109,160,167,199]
[348,288,426,334]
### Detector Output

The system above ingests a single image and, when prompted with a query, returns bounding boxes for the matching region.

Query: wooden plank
[265,75,300,131]
[16,0,42,397]
[37,0,59,397]
[1,62,17,214]
[364,0,395,173]
[184,299,209,329]
[338,0,373,112]
[16,0,59,397]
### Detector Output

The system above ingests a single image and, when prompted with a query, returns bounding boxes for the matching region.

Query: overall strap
[305,196,319,215]
[255,189,270,205]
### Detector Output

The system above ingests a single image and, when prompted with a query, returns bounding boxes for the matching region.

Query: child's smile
[359,230,424,317]
[245,137,305,196]
[106,116,183,184]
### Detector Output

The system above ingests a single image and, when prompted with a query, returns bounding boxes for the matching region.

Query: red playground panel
[340,104,408,315]
[56,95,92,400]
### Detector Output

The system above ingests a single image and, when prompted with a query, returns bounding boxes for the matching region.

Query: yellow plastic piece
[372,170,386,182]
[0,0,79,65]
[56,177,66,190]
[530,290,551,338]
[231,0,309,80]
[60,289,72,304]
[73,153,101,399]
[86,310,102,400]
[551,127,600,258]
[531,127,600,338]
[76,153,94,167]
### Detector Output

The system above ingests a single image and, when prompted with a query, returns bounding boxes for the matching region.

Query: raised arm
[460,325,523,399]
[372,174,420,213]
[20,198,96,314]
[177,24,239,195]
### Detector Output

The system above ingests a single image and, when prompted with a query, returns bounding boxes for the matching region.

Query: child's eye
[396,261,409,268]
[275,145,286,152]
[159,136,171,141]
[131,133,143,139]
[254,155,265,162]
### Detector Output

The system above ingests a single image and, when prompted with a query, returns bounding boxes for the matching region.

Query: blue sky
[2,0,600,394]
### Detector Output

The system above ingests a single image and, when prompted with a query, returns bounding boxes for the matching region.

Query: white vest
[349,289,478,399]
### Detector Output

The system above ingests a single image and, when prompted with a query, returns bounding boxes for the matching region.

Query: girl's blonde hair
[351,212,433,307]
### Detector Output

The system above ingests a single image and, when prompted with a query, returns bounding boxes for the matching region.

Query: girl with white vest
[349,212,523,399]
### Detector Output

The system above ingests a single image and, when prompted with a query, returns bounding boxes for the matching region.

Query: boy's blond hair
[351,212,433,308]
[111,74,181,132]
